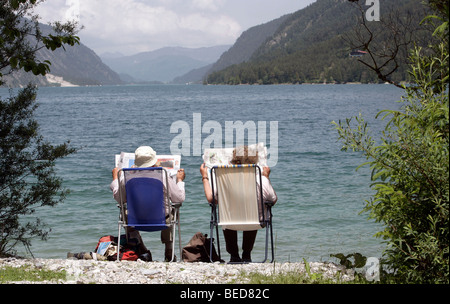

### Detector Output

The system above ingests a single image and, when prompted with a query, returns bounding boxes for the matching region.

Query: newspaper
[202,142,268,168]
[115,152,135,169]
[96,241,112,256]
[115,152,181,177]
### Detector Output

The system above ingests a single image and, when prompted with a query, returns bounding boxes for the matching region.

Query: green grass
[235,260,371,284]
[0,265,67,283]
[238,270,369,284]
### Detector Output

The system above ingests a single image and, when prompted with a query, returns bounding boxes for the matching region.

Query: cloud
[191,0,226,11]
[35,0,241,55]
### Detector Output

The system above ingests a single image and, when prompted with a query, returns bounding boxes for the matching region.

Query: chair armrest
[264,201,275,207]
[208,199,218,207]
[171,202,182,208]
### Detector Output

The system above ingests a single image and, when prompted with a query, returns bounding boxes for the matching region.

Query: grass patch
[240,271,322,284]
[235,260,372,284]
[0,265,67,283]
[239,270,369,284]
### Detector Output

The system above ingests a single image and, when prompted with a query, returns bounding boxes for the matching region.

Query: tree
[0,0,79,257]
[343,0,431,88]
[334,0,448,283]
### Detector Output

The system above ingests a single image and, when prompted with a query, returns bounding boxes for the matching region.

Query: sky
[34,0,316,56]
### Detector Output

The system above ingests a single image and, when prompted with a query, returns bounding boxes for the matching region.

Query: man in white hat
[110,146,186,261]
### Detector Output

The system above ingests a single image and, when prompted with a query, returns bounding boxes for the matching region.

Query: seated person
[110,145,185,261]
[199,146,277,262]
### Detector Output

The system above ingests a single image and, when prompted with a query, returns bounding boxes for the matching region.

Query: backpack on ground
[94,235,140,261]
[182,232,223,263]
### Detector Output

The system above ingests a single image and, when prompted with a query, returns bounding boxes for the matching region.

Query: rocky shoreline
[0,257,355,284]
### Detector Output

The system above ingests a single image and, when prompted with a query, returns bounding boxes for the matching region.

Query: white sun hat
[134,146,157,168]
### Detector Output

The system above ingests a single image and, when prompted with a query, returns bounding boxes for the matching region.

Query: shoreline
[0,257,355,284]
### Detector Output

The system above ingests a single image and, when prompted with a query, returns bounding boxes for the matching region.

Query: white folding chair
[209,164,274,263]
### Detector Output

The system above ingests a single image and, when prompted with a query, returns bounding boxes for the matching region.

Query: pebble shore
[1,257,355,284]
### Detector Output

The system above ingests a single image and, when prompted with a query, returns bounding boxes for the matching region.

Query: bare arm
[200,163,214,203]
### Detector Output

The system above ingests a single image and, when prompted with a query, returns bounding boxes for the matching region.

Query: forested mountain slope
[206,0,427,85]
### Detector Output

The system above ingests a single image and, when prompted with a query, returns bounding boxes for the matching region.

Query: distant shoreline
[2,81,408,89]
[45,74,79,87]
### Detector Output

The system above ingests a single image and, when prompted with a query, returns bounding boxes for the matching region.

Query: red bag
[117,248,139,261]
[94,235,115,252]
[94,235,139,261]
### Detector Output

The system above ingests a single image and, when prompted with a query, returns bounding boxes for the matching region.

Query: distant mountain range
[101,46,231,84]
[3,0,427,87]
[2,23,123,87]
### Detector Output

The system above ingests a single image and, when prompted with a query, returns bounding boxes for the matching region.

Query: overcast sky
[34,0,316,56]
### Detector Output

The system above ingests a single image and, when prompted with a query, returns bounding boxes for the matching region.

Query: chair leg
[209,219,215,262]
[117,221,122,262]
[262,224,269,263]
[210,205,222,263]
[269,220,274,263]
[177,209,182,260]
[170,210,176,262]
[168,207,181,263]
[268,207,274,263]
[171,225,176,262]
[215,223,221,261]
[263,206,275,263]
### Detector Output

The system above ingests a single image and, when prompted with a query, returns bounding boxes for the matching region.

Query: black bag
[182,232,223,263]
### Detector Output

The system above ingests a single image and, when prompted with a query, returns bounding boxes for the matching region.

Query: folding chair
[209,164,274,263]
[117,167,181,262]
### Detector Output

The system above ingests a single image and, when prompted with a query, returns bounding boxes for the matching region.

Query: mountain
[101,45,231,83]
[206,0,428,85]
[208,14,292,74]
[172,64,214,84]
[2,22,123,87]
[173,13,291,84]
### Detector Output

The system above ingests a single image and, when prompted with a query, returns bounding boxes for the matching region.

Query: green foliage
[0,86,77,256]
[1,0,79,256]
[0,0,80,83]
[238,259,369,284]
[239,269,329,284]
[302,258,324,282]
[333,1,449,283]
[330,253,367,269]
[209,14,290,74]
[205,0,425,85]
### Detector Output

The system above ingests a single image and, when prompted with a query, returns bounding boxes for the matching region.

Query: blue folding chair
[117,167,181,262]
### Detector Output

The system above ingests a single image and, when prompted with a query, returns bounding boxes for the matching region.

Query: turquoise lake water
[1,84,405,262]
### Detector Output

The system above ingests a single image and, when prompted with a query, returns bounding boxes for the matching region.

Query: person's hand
[262,166,271,178]
[176,168,185,182]
[200,163,208,178]
[112,167,119,180]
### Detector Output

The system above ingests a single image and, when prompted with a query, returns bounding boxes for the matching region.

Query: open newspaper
[202,142,268,168]
[202,143,268,195]
[115,152,181,178]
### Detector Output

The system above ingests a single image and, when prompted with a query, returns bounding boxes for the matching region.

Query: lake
[1,83,404,262]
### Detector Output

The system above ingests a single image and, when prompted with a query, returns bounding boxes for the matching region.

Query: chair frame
[209,164,274,263]
[117,167,181,262]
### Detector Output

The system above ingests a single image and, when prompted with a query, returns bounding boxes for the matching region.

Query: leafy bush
[333,1,448,283]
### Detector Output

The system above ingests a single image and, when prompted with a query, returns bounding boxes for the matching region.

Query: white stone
[0,258,355,284]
